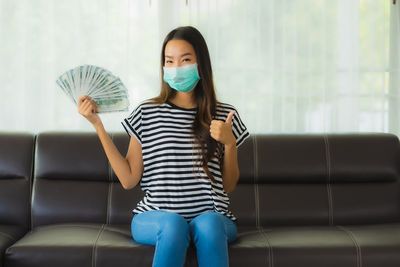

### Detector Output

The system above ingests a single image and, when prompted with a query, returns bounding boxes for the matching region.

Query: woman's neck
[169,92,197,109]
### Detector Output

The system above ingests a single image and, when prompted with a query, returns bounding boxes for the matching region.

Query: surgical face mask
[163,63,200,93]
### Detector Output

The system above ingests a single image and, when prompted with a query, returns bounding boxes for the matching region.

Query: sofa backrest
[32,132,144,227]
[231,133,400,227]
[31,132,400,228]
[0,133,34,229]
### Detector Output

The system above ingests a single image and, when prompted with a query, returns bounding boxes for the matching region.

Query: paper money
[56,65,130,113]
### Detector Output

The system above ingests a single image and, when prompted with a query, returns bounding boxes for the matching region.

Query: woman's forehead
[165,39,195,58]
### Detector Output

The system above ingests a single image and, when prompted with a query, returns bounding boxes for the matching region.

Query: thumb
[225,111,235,125]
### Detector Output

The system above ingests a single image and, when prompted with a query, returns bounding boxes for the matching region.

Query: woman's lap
[130,210,237,267]
[130,209,237,244]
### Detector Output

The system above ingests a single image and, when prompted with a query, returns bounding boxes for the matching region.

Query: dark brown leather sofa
[1,132,400,267]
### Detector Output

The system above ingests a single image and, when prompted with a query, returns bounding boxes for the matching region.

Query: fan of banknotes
[56,65,130,113]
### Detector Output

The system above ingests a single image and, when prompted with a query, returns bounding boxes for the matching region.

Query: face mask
[163,63,200,93]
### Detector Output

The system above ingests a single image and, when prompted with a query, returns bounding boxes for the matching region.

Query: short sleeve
[231,107,250,148]
[121,104,142,145]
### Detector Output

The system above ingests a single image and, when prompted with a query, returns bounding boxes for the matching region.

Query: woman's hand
[209,110,236,147]
[78,95,102,127]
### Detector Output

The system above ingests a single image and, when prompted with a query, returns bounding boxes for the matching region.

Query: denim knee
[158,212,190,244]
[190,211,226,242]
[130,211,191,247]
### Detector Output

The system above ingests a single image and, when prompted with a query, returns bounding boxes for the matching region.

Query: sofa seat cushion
[242,223,400,267]
[0,225,26,267]
[97,225,271,267]
[5,223,109,267]
[5,223,400,267]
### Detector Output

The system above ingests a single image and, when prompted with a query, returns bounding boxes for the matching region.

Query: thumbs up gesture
[210,110,236,146]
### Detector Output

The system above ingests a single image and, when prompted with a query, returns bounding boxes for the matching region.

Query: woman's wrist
[224,142,236,150]
[93,120,104,131]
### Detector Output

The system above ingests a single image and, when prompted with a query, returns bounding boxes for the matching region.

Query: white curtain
[0,0,399,136]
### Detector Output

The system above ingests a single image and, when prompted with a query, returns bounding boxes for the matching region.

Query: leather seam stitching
[32,135,38,229]
[259,228,273,267]
[324,134,334,225]
[35,224,102,230]
[29,135,36,230]
[336,225,362,267]
[92,224,105,267]
[253,135,260,228]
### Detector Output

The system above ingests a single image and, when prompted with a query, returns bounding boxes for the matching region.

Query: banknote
[56,65,130,113]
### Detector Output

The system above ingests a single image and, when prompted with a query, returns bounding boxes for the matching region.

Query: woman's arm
[210,110,240,193]
[94,122,143,190]
[222,143,240,193]
[78,95,143,190]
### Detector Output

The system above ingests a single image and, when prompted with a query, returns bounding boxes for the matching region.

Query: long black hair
[148,26,222,183]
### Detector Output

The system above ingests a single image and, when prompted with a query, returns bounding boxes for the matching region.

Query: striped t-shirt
[121,99,250,222]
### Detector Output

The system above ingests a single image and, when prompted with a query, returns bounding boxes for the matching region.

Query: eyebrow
[165,52,193,58]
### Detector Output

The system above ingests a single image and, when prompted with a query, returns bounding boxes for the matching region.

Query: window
[0,0,398,136]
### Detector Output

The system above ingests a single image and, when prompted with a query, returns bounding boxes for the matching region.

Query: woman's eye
[165,60,173,64]
[183,58,191,62]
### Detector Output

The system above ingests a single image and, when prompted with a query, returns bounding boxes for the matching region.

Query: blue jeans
[130,210,238,267]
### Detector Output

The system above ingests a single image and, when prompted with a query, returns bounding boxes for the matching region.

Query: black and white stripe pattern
[121,99,250,222]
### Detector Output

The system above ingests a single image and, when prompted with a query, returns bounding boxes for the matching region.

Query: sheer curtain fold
[0,0,398,136]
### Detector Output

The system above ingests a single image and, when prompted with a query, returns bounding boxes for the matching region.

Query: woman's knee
[130,212,158,245]
[158,211,190,242]
[130,210,191,246]
[190,211,226,241]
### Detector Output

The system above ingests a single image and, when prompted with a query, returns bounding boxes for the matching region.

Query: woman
[78,26,249,267]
